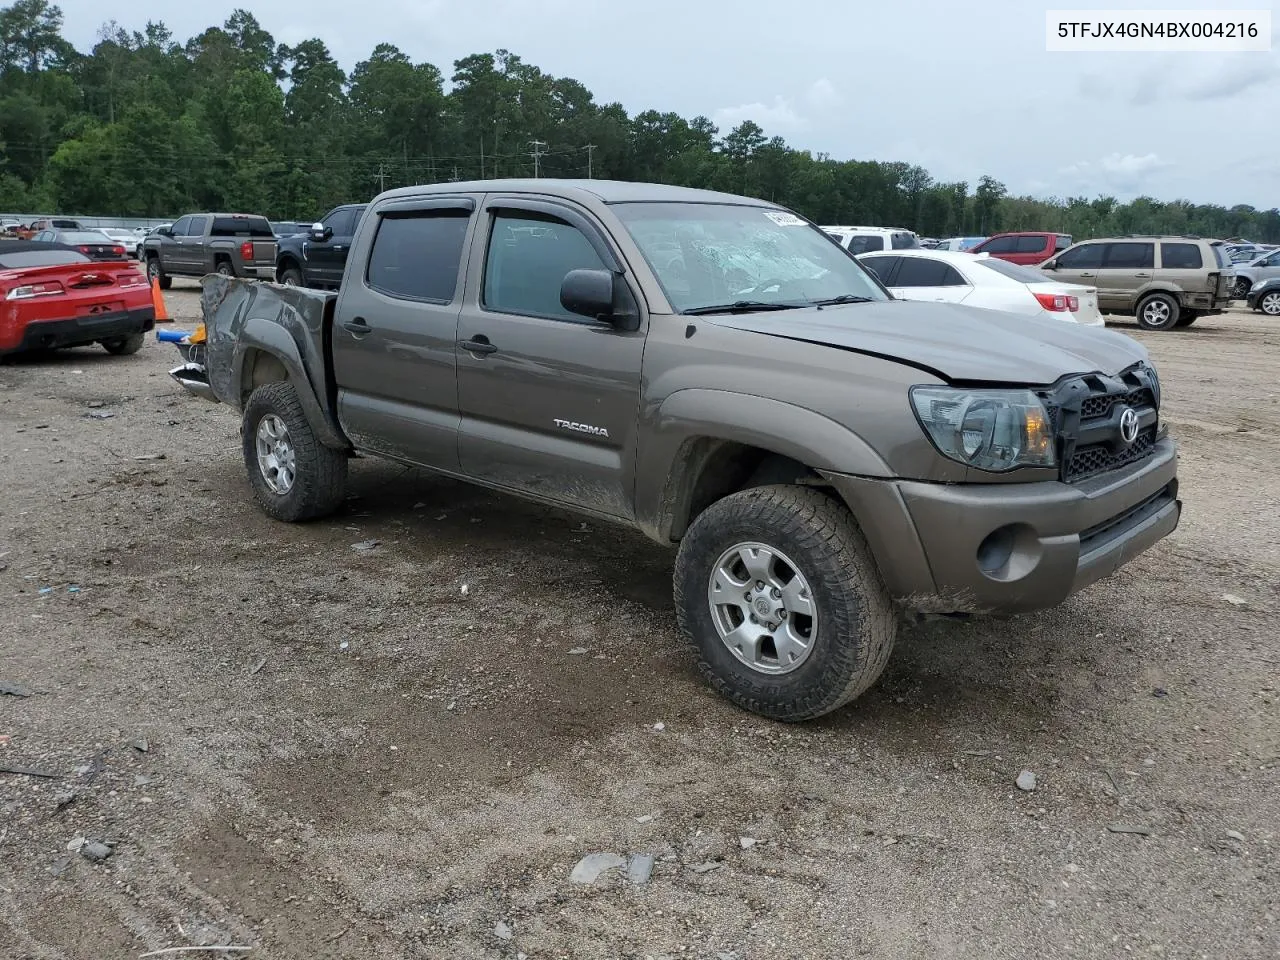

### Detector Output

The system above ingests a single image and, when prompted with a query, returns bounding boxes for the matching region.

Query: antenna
[529,140,548,178]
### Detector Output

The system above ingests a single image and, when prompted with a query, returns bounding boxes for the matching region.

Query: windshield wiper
[682,300,809,315]
[810,294,874,306]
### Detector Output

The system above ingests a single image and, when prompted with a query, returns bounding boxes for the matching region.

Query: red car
[0,240,155,357]
[969,231,1073,266]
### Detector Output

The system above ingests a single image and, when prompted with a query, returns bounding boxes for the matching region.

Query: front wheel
[1135,292,1180,331]
[673,485,897,721]
[1234,278,1251,299]
[102,333,145,356]
[241,382,348,522]
[279,266,304,286]
[1259,290,1280,317]
[146,257,172,290]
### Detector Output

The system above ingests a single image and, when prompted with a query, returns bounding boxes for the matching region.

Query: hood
[708,300,1147,385]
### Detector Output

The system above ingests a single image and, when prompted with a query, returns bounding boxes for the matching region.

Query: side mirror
[311,222,331,242]
[560,268,638,330]
[157,227,172,238]
[1041,258,1057,270]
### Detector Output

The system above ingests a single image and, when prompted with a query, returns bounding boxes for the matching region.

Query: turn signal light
[1034,291,1079,312]
[240,241,254,261]
[6,281,65,299]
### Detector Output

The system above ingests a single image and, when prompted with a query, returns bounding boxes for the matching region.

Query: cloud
[1058,153,1173,194]
[1083,53,1280,106]
[712,96,805,133]
[804,78,840,111]
[1183,57,1277,100]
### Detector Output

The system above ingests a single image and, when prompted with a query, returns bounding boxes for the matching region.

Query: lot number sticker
[764,211,806,227]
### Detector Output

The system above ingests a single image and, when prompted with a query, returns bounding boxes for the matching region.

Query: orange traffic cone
[151,276,171,323]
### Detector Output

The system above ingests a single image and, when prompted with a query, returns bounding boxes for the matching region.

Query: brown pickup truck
[142,213,276,289]
[169,179,1182,722]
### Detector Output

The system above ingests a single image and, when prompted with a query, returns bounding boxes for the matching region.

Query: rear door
[858,254,902,286]
[1254,250,1280,285]
[1156,241,1206,297]
[1012,234,1050,265]
[330,196,480,471]
[1094,242,1155,311]
[455,197,646,519]
[886,256,971,303]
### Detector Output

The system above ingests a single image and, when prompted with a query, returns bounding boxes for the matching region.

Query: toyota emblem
[1118,406,1140,444]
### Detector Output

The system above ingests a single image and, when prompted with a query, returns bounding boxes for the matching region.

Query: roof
[985,231,1072,237]
[374,178,778,207]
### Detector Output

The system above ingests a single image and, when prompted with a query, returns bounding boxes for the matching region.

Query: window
[1160,242,1203,270]
[1212,244,1232,268]
[186,216,209,237]
[210,216,272,237]
[859,255,900,283]
[894,257,967,287]
[847,234,885,254]
[170,216,191,237]
[979,235,1019,253]
[323,208,355,237]
[1261,252,1280,267]
[977,258,1058,284]
[1102,242,1154,270]
[366,210,470,302]
[1056,243,1105,269]
[0,249,89,268]
[1015,235,1048,254]
[1054,234,1073,250]
[483,213,607,320]
[891,232,919,250]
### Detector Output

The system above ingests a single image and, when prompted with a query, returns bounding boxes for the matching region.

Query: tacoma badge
[554,418,609,438]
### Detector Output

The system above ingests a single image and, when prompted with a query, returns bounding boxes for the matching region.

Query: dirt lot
[2,278,1277,960]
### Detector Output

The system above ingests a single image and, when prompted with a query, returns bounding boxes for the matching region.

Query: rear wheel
[673,485,897,722]
[1135,292,1180,331]
[1260,290,1280,317]
[102,333,145,356]
[215,259,234,278]
[241,382,348,522]
[1234,277,1251,299]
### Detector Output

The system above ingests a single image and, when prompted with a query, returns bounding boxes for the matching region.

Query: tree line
[1,0,1277,242]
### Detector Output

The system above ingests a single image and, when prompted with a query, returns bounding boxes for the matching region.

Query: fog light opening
[976,523,1042,582]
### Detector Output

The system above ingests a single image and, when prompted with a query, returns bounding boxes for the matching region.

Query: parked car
[1040,236,1234,330]
[1245,277,1280,316]
[933,236,987,252]
[168,178,1179,722]
[0,218,21,235]
[0,239,154,357]
[25,218,82,234]
[98,228,143,259]
[857,249,1103,326]
[821,225,920,254]
[1229,248,1280,299]
[274,203,368,289]
[1225,243,1273,263]
[29,228,129,261]
[969,232,1073,265]
[142,213,278,288]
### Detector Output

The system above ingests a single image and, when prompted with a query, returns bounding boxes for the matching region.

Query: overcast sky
[53,0,1280,209]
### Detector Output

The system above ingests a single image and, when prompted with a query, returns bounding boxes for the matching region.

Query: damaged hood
[708,300,1148,384]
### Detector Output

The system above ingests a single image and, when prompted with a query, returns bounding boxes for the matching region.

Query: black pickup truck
[274,203,367,290]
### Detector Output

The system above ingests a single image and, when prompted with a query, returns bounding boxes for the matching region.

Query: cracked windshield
[615,202,888,312]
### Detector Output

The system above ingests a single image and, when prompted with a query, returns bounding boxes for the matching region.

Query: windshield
[612,202,888,312]
[62,231,113,243]
[0,249,91,269]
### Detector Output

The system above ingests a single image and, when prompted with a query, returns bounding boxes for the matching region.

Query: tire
[1135,292,1180,331]
[215,260,234,278]
[1173,312,1198,328]
[102,333,145,356]
[1234,278,1251,299]
[1260,290,1280,317]
[145,256,171,290]
[279,265,304,286]
[673,484,897,722]
[241,382,348,522]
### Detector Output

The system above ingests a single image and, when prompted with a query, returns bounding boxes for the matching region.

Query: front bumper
[2,306,155,356]
[827,437,1181,615]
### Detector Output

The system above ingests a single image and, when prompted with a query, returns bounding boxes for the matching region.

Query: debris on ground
[626,853,655,884]
[1223,830,1246,843]
[739,836,759,849]
[690,861,723,874]
[653,722,665,732]
[79,840,113,862]
[131,738,150,753]
[569,852,627,884]
[0,681,34,697]
[1107,824,1154,836]
[493,921,513,941]
[1222,593,1248,606]
[567,647,588,655]
[1016,770,1037,791]
[0,763,62,779]
[635,814,656,824]
[351,539,381,552]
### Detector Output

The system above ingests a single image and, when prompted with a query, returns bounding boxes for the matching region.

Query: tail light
[118,271,149,287]
[77,245,90,254]
[112,245,125,256]
[240,241,254,261]
[6,281,65,299]
[1034,291,1078,312]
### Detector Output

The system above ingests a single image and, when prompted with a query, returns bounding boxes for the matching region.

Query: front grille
[1065,426,1157,482]
[1040,362,1162,484]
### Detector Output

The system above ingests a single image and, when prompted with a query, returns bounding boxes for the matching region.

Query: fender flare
[635,388,893,541]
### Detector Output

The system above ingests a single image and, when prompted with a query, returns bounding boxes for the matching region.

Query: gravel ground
[2,278,1277,960]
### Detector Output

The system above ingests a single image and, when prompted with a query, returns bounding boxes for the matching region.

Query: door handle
[460,336,498,356]
[1134,273,1152,278]
[342,317,371,335]
[1079,272,1095,277]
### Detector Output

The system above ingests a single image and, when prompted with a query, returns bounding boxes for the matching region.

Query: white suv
[822,225,920,255]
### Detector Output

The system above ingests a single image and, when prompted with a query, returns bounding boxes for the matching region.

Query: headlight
[910,386,1055,472]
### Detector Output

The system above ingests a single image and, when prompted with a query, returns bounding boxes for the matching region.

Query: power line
[529,140,547,178]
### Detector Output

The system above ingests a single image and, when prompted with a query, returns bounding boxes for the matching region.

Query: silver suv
[1040,236,1235,330]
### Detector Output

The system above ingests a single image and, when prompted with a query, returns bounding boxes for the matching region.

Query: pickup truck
[274,203,367,289]
[169,179,1182,722]
[142,213,277,289]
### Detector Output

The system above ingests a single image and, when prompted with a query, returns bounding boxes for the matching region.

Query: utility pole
[584,144,596,179]
[374,163,387,194]
[529,140,548,178]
